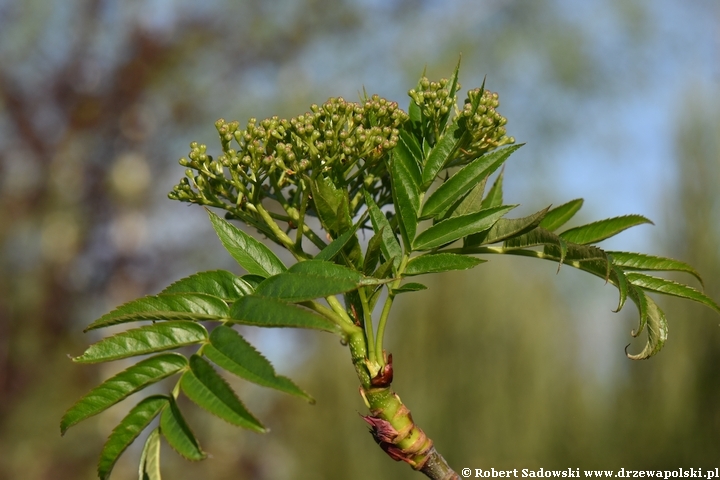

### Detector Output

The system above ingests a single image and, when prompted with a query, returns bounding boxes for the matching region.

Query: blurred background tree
[0,1,717,478]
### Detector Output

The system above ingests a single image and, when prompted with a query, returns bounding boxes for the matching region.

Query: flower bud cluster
[457,87,515,163]
[408,76,457,135]
[169,95,408,214]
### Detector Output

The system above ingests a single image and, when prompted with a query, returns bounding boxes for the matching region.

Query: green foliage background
[0,1,718,478]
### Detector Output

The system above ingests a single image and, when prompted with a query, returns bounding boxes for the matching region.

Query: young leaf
[314,223,360,262]
[421,145,522,220]
[626,291,668,360]
[254,260,379,302]
[365,191,402,269]
[204,325,312,402]
[362,229,384,275]
[413,205,516,251]
[61,353,187,434]
[74,322,209,364]
[230,296,338,332]
[398,129,423,171]
[85,293,229,331]
[404,253,486,276]
[207,209,286,278]
[539,199,584,232]
[138,427,162,480]
[503,227,568,265]
[559,215,653,245]
[180,354,265,432]
[422,122,460,188]
[160,397,206,461]
[161,270,253,301]
[626,273,720,314]
[97,395,169,480]
[309,175,353,235]
[481,169,504,209]
[611,264,630,312]
[465,207,549,247]
[608,251,703,286]
[448,176,487,218]
[389,139,422,249]
[393,282,428,294]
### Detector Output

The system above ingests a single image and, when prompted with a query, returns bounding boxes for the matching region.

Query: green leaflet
[437,58,462,134]
[421,145,522,220]
[365,191,402,269]
[540,199,584,232]
[398,128,423,171]
[607,251,703,286]
[205,325,312,402]
[465,207,549,247]
[405,253,485,276]
[362,229,384,275]
[422,122,460,188]
[138,428,162,480]
[160,397,206,461]
[74,322,208,364]
[161,270,253,301]
[230,296,338,332]
[85,293,229,331]
[559,214,653,245]
[393,282,428,294]
[61,353,187,434]
[413,205,517,251]
[626,290,668,360]
[503,227,568,266]
[626,273,720,314]
[180,355,265,432]
[98,395,168,480]
[389,139,421,249]
[481,169,504,209]
[314,221,361,262]
[207,209,286,278]
[448,176,487,218]
[254,260,380,302]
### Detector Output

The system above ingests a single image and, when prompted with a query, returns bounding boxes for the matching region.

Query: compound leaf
[626,273,720,314]
[85,293,229,331]
[559,215,653,245]
[161,270,253,301]
[61,353,187,434]
[180,355,265,432]
[74,322,208,364]
[405,253,485,276]
[160,397,206,461]
[230,296,338,332]
[207,209,286,278]
[540,199,584,232]
[205,325,312,402]
[421,145,521,219]
[97,395,168,480]
[413,205,516,251]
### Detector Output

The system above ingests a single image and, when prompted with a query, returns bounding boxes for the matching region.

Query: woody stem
[346,330,459,480]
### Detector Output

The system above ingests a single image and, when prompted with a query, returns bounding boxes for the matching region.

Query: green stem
[358,287,376,363]
[375,255,409,362]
